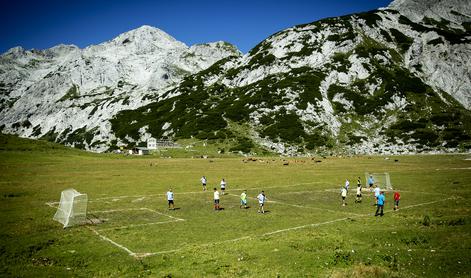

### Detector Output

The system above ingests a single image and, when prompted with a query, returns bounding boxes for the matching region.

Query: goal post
[53,189,88,228]
[365,172,393,191]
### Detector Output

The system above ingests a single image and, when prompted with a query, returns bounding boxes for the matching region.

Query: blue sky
[2,0,392,54]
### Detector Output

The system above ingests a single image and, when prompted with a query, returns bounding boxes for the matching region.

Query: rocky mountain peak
[42,44,80,58]
[2,46,26,58]
[109,25,187,51]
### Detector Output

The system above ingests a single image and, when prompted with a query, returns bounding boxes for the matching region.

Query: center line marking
[226,193,362,216]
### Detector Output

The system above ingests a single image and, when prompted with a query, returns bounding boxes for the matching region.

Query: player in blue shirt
[375,191,385,216]
[368,175,374,190]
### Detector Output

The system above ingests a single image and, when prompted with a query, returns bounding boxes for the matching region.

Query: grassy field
[0,134,470,277]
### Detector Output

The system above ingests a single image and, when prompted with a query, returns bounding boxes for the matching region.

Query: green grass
[57,84,80,102]
[1,134,471,277]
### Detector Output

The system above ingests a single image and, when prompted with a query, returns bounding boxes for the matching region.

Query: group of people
[341,177,363,206]
[201,176,226,194]
[168,175,401,217]
[341,176,401,217]
[213,186,267,213]
[167,176,268,214]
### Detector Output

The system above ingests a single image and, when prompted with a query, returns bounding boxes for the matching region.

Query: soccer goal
[365,172,393,191]
[53,189,88,228]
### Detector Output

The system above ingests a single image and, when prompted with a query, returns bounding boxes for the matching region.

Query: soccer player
[213,188,220,210]
[345,179,350,192]
[167,189,175,210]
[393,191,401,211]
[341,187,347,206]
[368,175,374,189]
[375,191,385,216]
[201,176,207,191]
[355,183,362,203]
[374,185,381,205]
[220,178,226,195]
[257,191,266,213]
[240,190,248,209]
[357,176,362,187]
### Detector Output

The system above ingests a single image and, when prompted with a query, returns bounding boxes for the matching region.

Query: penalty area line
[87,226,136,257]
[96,219,184,232]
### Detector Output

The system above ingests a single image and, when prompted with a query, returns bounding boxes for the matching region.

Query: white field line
[88,226,136,257]
[396,190,448,196]
[90,208,148,214]
[96,219,184,232]
[90,181,324,201]
[89,207,185,230]
[45,203,185,221]
[262,217,353,236]
[45,202,58,208]
[136,197,455,258]
[277,190,332,195]
[226,193,362,216]
[140,207,185,221]
[87,208,184,221]
[278,189,449,197]
[322,188,448,197]
[436,167,471,170]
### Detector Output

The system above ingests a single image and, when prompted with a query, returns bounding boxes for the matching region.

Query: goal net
[365,172,393,191]
[53,189,88,228]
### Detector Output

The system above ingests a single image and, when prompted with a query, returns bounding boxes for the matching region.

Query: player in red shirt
[393,191,400,211]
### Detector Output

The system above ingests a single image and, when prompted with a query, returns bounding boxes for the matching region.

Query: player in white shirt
[166,189,174,210]
[220,178,226,195]
[201,176,207,191]
[345,179,350,192]
[341,187,347,206]
[213,188,220,210]
[257,191,266,213]
[374,185,381,205]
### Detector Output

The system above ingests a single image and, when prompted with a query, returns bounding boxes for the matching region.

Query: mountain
[110,0,471,155]
[0,25,241,151]
[1,0,470,155]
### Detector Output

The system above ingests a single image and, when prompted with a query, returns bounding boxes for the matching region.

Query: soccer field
[1,136,470,277]
[48,180,449,259]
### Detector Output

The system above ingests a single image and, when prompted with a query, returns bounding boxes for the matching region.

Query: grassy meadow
[0,134,470,277]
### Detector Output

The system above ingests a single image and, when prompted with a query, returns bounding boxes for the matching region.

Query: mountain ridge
[1,0,470,155]
[0,25,241,151]
[110,0,471,155]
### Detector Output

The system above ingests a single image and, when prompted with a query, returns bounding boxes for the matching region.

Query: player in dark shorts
[355,183,362,203]
[201,176,207,191]
[394,191,401,211]
[167,189,175,210]
[220,178,226,195]
[355,177,361,202]
[213,188,220,210]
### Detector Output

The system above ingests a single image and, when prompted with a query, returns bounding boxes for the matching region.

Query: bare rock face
[0,26,241,151]
[387,0,471,110]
